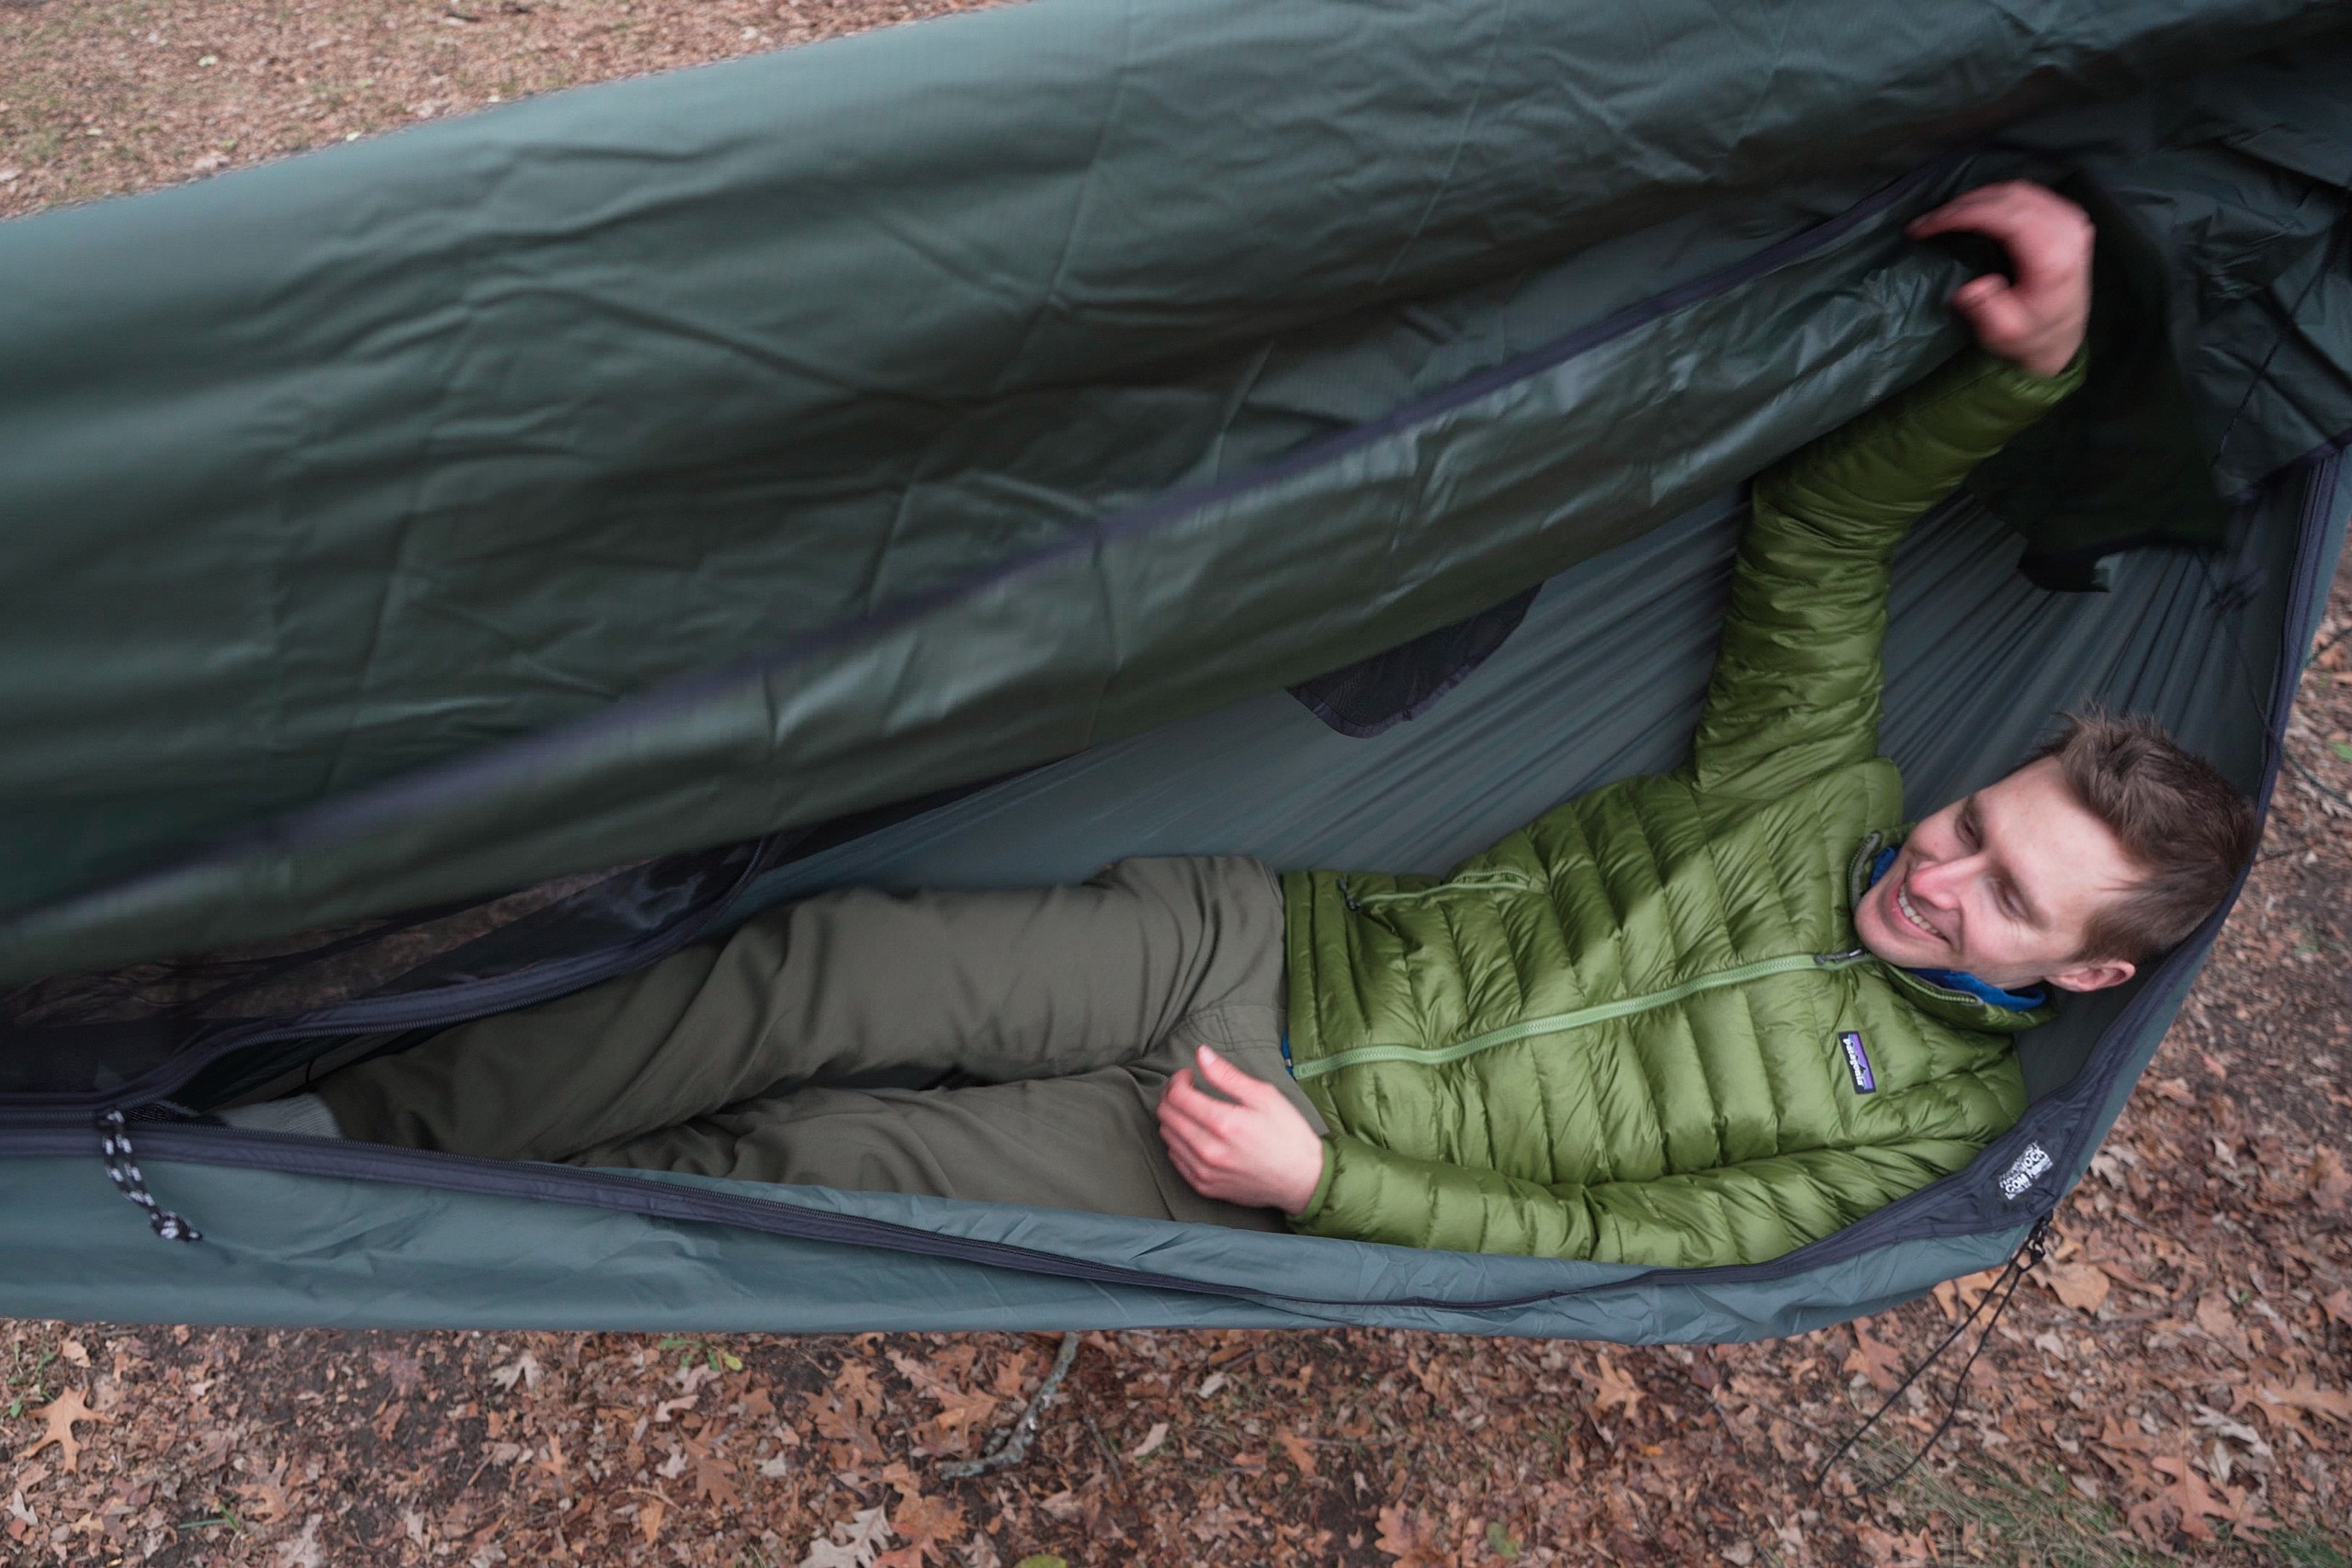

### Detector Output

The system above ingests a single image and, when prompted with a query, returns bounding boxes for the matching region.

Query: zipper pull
[1815,948,1869,967]
[97,1110,203,1244]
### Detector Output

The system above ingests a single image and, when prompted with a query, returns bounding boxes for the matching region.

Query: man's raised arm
[1679,182,2094,805]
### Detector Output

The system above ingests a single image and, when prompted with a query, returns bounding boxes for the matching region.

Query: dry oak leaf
[989,1356,1033,1403]
[2149,1455,2269,1541]
[372,1348,425,1395]
[2039,1262,2112,1315]
[233,1461,295,1527]
[836,1362,888,1417]
[1929,1269,2000,1323]
[635,1495,667,1546]
[1276,1428,1319,1479]
[927,1388,999,1448]
[2254,1381,2352,1425]
[1843,1319,1906,1393]
[2193,1292,2242,1344]
[816,1397,885,1466]
[536,1434,571,1495]
[886,1347,996,1441]
[2149,1456,2224,1542]
[2091,1415,2161,1472]
[684,1437,741,1506]
[874,1477,964,1568]
[799,1505,894,1568]
[1589,1352,1643,1416]
[277,1514,328,1568]
[2085,1257,2165,1298]
[2122,1495,2173,1548]
[2305,1148,2350,1212]
[1374,1505,1446,1568]
[16,1389,107,1471]
[1852,1521,1932,1566]
[2320,1288,2352,1329]
[491,1350,542,1392]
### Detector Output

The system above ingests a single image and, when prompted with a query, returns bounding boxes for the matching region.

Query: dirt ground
[4,3,2350,1563]
[0,0,990,220]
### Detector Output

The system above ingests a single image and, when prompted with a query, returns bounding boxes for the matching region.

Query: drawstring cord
[97,1110,203,1243]
[1340,869,1544,910]
[1815,1214,2051,1495]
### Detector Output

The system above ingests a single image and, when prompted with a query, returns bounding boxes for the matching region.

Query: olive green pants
[314,856,1318,1229]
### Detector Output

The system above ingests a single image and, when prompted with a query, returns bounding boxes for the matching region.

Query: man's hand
[1155,1045,1326,1215]
[1907,181,2093,378]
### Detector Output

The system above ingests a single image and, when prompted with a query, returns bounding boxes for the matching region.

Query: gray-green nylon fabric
[1,1,2348,980]
[1283,350,2077,1264]
[0,2,2346,1338]
[0,1148,2033,1338]
[0,346,2330,1338]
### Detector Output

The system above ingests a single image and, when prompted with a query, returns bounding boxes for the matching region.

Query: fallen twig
[1081,1410,1125,1484]
[937,1333,1081,1480]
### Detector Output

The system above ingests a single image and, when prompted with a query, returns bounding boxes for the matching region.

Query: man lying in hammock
[222,179,2257,1266]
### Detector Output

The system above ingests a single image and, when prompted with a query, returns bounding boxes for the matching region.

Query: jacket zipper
[1291,948,1871,1081]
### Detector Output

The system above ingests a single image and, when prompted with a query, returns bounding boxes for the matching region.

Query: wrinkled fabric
[0,2,2347,981]
[1283,350,2080,1264]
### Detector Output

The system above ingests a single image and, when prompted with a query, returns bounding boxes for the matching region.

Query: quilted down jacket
[1282,346,2086,1264]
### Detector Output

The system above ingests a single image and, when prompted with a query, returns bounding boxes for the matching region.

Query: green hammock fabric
[0,0,2346,1336]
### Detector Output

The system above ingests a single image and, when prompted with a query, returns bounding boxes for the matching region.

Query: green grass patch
[1868,1446,2352,1568]
[1871,1448,2166,1568]
[2265,1528,2352,1568]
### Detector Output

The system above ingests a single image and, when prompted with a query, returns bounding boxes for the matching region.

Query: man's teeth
[1895,886,1941,942]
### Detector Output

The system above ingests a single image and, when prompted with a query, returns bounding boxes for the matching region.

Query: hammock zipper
[1290,947,1871,1080]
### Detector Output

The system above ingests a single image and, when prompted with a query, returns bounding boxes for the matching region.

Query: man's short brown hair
[2031,711,2259,965]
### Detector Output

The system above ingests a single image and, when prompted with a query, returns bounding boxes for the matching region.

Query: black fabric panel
[1964,174,2233,578]
[1289,586,1541,738]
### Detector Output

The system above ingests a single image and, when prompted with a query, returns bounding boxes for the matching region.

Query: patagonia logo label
[1838,1032,1876,1093]
[1999,1142,2054,1201]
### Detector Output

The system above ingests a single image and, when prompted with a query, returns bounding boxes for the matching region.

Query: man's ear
[2044,958,2136,994]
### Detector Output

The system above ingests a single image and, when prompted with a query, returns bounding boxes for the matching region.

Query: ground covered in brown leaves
[0,0,987,220]
[5,2,2351,1562]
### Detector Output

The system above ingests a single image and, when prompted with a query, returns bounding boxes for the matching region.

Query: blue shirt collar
[1868,847,2045,1012]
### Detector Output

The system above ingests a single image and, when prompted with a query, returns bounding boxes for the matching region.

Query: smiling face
[1854,758,2148,994]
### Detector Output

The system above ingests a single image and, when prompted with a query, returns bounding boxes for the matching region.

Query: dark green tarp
[0,0,2347,1334]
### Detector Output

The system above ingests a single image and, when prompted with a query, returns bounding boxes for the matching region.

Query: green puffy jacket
[1282,346,2086,1265]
